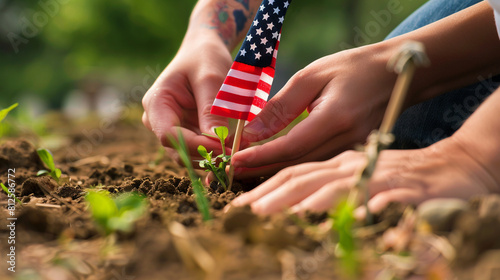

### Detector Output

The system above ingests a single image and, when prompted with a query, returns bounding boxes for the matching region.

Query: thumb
[192,78,229,135]
[242,71,324,143]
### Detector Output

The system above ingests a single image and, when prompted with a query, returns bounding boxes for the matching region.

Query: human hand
[229,137,494,216]
[231,43,399,177]
[142,39,233,159]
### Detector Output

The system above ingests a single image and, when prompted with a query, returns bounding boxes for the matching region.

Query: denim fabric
[386,0,500,149]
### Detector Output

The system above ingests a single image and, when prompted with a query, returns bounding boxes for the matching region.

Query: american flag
[211,0,291,121]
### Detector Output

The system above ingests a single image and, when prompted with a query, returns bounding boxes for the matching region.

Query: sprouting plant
[0,103,18,137]
[1,183,22,205]
[198,126,231,190]
[168,130,212,221]
[85,190,147,235]
[330,201,359,277]
[36,148,62,182]
[0,103,18,123]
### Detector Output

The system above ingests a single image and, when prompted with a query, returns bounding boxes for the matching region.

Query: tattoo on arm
[205,0,256,47]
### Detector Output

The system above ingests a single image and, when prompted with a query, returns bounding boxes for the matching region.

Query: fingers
[232,126,363,179]
[250,169,350,215]
[191,73,230,135]
[230,157,359,215]
[142,73,192,142]
[354,188,424,220]
[289,177,354,214]
[242,67,328,143]
[230,165,304,208]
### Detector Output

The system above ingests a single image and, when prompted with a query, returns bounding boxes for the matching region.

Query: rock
[20,176,58,197]
[478,194,500,219]
[417,198,469,233]
[473,250,500,280]
[222,205,257,233]
[0,139,44,172]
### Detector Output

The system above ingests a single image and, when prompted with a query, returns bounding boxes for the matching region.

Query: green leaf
[331,201,356,254]
[110,193,148,232]
[167,129,212,221]
[1,183,22,205]
[37,148,56,171]
[214,126,229,142]
[85,191,119,232]
[115,192,146,213]
[0,103,18,123]
[54,168,62,179]
[50,168,62,182]
[197,145,209,159]
[37,170,49,176]
[192,178,211,221]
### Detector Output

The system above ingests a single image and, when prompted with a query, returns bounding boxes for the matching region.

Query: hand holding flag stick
[210,0,293,189]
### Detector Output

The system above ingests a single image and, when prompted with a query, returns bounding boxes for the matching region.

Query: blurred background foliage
[0,0,427,113]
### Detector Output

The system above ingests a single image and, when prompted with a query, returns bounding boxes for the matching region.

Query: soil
[1,118,500,280]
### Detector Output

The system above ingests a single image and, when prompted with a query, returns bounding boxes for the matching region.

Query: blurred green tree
[0,0,426,109]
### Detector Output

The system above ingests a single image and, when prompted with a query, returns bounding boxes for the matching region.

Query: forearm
[375,1,500,105]
[185,0,262,51]
[451,89,500,193]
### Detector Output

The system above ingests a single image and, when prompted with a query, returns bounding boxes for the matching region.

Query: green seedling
[1,183,22,205]
[198,126,231,190]
[0,103,18,123]
[37,148,62,182]
[168,130,212,221]
[85,190,147,235]
[330,201,359,277]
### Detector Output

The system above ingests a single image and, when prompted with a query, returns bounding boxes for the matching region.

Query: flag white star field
[211,0,291,121]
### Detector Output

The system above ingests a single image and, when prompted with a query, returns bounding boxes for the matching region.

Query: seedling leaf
[36,148,61,182]
[1,183,22,205]
[330,201,359,277]
[85,190,147,235]
[53,168,62,179]
[37,170,49,176]
[86,191,118,226]
[197,126,231,190]
[37,148,56,171]
[214,126,228,142]
[0,103,18,123]
[197,145,209,158]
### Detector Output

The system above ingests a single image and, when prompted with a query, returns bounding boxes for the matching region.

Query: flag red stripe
[257,80,272,93]
[215,91,254,105]
[252,96,267,109]
[231,62,262,75]
[211,106,249,120]
[223,76,258,90]
[247,112,257,122]
[262,67,275,77]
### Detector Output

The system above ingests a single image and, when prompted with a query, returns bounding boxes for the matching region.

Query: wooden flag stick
[228,119,245,191]
[348,41,429,225]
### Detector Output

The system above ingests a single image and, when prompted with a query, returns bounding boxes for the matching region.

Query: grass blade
[0,103,18,122]
[168,130,212,221]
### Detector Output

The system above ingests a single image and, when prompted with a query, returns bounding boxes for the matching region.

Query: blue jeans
[387,0,500,149]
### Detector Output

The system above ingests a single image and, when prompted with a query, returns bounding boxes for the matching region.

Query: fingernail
[289,205,301,214]
[209,126,218,133]
[354,206,366,221]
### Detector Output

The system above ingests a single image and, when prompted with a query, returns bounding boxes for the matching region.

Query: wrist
[443,135,500,195]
